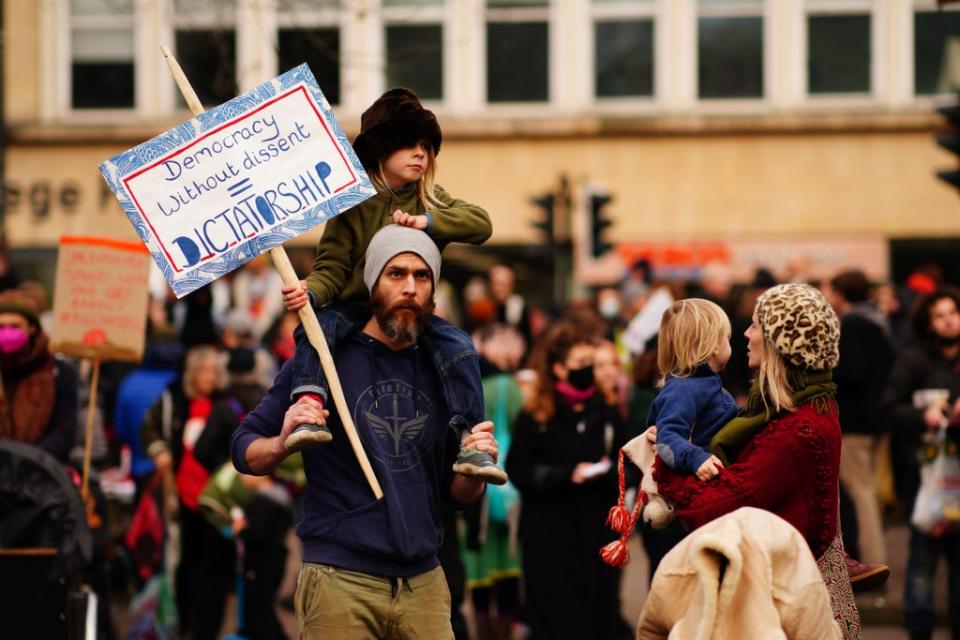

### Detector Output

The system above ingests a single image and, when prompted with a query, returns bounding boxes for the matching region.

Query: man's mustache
[389,301,422,313]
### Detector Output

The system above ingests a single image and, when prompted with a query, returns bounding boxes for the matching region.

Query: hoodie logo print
[366,394,429,456]
[355,379,434,472]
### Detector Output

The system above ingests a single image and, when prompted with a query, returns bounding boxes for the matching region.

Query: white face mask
[599,298,621,319]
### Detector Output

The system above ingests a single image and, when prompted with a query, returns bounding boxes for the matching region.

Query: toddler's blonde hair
[657,298,730,387]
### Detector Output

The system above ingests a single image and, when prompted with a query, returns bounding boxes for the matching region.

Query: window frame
[382,1,448,105]
[801,0,880,107]
[589,0,660,112]
[47,0,960,126]
[483,2,553,110]
[275,2,342,105]
[61,0,139,121]
[695,0,770,111]
[911,0,960,104]
[169,0,239,113]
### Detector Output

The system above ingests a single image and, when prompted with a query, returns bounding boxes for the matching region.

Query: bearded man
[231,225,499,639]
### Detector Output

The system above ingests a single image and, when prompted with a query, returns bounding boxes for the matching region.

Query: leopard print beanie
[755,283,840,370]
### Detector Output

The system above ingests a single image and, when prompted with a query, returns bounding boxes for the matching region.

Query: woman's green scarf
[709,369,836,465]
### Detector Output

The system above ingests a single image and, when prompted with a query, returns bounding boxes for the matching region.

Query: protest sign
[99,64,375,298]
[50,236,151,363]
[142,49,383,499]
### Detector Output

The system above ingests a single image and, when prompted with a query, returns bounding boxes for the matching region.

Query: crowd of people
[2,248,958,639]
[1,83,958,640]
[0,250,960,638]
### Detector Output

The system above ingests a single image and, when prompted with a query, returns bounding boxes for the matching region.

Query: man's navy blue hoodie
[232,329,460,577]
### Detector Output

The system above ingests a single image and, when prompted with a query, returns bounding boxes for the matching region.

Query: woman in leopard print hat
[653,283,863,639]
[751,283,840,412]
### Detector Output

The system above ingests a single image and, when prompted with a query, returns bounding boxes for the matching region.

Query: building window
[915,9,960,95]
[70,0,135,109]
[805,0,872,96]
[173,0,237,108]
[592,1,655,98]
[807,14,871,94]
[386,25,443,100]
[697,1,764,99]
[278,28,340,104]
[382,1,445,101]
[486,0,549,103]
[276,1,341,104]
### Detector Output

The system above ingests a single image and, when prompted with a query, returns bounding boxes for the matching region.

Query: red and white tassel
[606,449,631,534]
[600,536,631,568]
[606,504,632,534]
[601,448,656,568]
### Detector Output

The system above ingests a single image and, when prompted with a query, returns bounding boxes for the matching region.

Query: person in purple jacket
[231,226,498,639]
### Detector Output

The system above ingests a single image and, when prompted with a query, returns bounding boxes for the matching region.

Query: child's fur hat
[352,88,442,171]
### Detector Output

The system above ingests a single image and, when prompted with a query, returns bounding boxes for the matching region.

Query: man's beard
[371,287,435,345]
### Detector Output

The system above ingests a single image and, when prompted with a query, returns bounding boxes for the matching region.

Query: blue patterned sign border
[99,64,375,298]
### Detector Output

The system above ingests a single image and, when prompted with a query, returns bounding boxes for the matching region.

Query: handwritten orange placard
[50,236,151,362]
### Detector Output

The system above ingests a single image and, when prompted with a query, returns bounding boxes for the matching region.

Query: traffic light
[530,192,555,245]
[588,191,614,258]
[936,97,960,190]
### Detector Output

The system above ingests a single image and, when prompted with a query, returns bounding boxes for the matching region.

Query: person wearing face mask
[596,287,629,345]
[0,290,78,463]
[506,322,632,640]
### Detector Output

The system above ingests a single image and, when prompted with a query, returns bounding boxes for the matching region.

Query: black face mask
[567,365,595,390]
[937,334,960,348]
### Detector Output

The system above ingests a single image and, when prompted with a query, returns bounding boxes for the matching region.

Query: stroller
[0,441,95,639]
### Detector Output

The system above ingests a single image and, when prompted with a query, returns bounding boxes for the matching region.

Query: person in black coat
[823,270,894,567]
[506,322,632,640]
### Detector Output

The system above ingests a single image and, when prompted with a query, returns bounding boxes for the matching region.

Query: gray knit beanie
[363,225,441,292]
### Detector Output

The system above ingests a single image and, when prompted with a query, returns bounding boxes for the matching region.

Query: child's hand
[393,210,428,230]
[461,421,499,463]
[282,280,309,312]
[696,455,724,481]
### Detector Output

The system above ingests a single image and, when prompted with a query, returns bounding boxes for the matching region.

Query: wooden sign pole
[80,359,100,501]
[160,47,383,500]
[80,359,103,528]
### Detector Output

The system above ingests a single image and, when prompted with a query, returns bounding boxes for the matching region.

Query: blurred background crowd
[1,242,955,639]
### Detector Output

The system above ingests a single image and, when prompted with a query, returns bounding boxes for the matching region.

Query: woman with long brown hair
[506,323,631,639]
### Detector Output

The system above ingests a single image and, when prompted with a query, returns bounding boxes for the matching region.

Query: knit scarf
[710,369,836,466]
[0,331,56,445]
[554,380,596,405]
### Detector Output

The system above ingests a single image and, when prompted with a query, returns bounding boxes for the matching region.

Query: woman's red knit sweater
[655,400,841,558]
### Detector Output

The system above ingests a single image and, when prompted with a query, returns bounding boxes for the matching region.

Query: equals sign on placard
[227,178,253,198]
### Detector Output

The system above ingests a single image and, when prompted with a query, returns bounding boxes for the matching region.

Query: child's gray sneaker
[452,449,508,485]
[284,423,333,452]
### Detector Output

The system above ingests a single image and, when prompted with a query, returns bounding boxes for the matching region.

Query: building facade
[5,0,960,285]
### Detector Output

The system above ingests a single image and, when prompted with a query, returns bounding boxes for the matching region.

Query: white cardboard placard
[99,64,375,298]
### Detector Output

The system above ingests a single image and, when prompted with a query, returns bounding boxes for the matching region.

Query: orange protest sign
[50,236,151,362]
